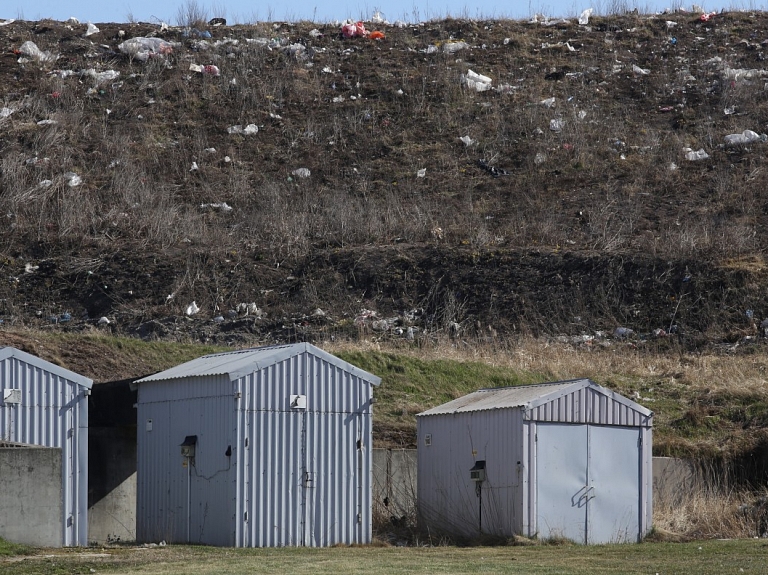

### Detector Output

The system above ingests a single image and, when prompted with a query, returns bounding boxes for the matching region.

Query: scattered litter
[666,20,677,28]
[190,162,199,171]
[200,202,232,212]
[578,8,593,25]
[98,317,110,325]
[37,119,58,126]
[0,19,15,26]
[236,302,262,317]
[540,97,556,108]
[292,168,311,178]
[724,107,736,115]
[185,301,200,316]
[534,152,547,165]
[341,21,368,38]
[478,159,509,177]
[38,179,53,188]
[369,31,386,40]
[18,41,57,63]
[309,29,323,38]
[684,148,709,161]
[632,64,650,76]
[84,22,100,36]
[443,41,468,53]
[459,135,474,146]
[669,162,678,170]
[462,69,492,92]
[416,168,426,178]
[550,118,564,132]
[208,17,226,26]
[64,172,82,187]
[24,263,38,274]
[118,37,176,61]
[67,17,79,24]
[332,96,345,103]
[189,63,220,76]
[724,130,766,146]
[614,326,634,338]
[700,11,717,22]
[0,107,14,119]
[224,156,231,163]
[84,69,119,85]
[204,147,216,153]
[227,124,258,135]
[185,28,212,39]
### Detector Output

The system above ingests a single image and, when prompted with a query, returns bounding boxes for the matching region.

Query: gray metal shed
[0,347,93,546]
[133,343,381,547]
[417,379,653,544]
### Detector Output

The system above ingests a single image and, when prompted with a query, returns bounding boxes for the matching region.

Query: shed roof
[134,342,381,386]
[417,378,652,419]
[0,346,93,389]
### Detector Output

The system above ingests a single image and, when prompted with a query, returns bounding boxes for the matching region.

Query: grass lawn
[1,540,766,575]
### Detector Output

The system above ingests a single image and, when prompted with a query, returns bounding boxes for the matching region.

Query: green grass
[1,541,767,575]
[0,537,32,556]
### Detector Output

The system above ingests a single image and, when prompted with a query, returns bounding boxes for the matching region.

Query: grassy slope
[2,328,767,459]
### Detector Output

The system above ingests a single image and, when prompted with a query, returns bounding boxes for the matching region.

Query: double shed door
[535,423,641,544]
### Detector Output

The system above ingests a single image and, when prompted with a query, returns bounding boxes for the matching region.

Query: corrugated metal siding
[0,355,89,546]
[235,352,373,547]
[526,387,652,427]
[136,375,236,545]
[417,408,524,539]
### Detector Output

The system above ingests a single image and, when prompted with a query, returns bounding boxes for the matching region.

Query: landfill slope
[1,13,768,347]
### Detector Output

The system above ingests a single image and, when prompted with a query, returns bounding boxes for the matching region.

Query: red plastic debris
[369,30,385,40]
[700,12,716,22]
[342,21,368,38]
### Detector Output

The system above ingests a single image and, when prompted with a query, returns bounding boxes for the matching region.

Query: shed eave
[0,346,93,389]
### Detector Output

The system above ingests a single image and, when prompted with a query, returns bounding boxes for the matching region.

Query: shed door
[587,425,640,544]
[535,424,588,543]
[536,423,641,544]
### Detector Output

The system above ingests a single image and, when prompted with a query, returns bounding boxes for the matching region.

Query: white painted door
[536,423,588,543]
[536,423,641,544]
[587,425,641,543]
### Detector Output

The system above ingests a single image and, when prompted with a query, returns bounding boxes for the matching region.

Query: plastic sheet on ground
[550,118,564,132]
[84,69,120,85]
[632,64,650,75]
[724,130,766,146]
[185,301,200,316]
[85,22,99,36]
[19,41,57,63]
[118,37,176,61]
[459,135,474,146]
[443,41,468,53]
[189,63,220,76]
[462,69,492,92]
[578,8,593,25]
[227,124,258,135]
[64,172,82,187]
[292,168,311,178]
[200,202,233,212]
[342,21,368,38]
[684,148,709,161]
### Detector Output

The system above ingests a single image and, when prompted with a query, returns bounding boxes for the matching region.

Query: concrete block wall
[0,444,63,547]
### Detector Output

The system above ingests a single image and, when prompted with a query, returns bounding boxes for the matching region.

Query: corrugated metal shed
[134,343,380,547]
[417,379,653,544]
[0,347,92,546]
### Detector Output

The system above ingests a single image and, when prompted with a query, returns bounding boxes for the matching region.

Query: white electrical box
[290,394,307,409]
[3,389,21,404]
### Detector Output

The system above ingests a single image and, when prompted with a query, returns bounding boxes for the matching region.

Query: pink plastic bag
[342,21,368,38]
